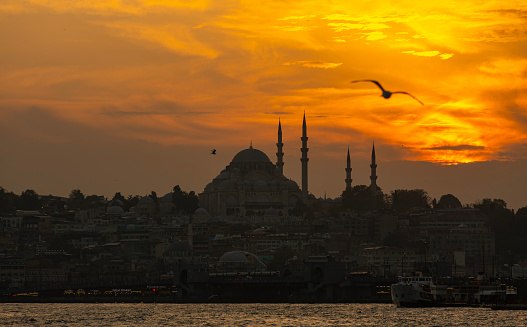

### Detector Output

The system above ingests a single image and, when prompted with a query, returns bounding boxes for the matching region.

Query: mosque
[198,114,378,218]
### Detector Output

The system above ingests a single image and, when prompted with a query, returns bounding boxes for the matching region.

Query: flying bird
[211,149,216,155]
[350,79,424,105]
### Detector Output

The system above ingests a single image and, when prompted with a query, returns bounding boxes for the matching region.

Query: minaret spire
[300,112,309,201]
[345,146,352,191]
[370,142,378,207]
[276,118,284,176]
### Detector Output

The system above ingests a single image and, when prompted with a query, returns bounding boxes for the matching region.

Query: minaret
[345,147,352,191]
[370,142,378,204]
[276,118,284,176]
[300,112,309,201]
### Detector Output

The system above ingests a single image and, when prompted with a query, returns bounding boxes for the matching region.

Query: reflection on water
[0,303,525,326]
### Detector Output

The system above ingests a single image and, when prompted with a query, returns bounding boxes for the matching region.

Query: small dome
[231,147,271,164]
[220,179,235,189]
[111,199,124,206]
[219,251,250,263]
[194,207,210,215]
[107,206,124,215]
[138,196,154,204]
[160,193,173,202]
[285,179,299,189]
[215,171,230,180]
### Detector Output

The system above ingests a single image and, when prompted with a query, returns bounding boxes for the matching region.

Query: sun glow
[1,0,527,168]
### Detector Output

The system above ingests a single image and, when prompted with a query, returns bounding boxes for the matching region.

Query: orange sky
[1,1,527,209]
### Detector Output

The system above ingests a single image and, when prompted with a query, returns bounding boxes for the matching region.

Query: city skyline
[1,1,527,209]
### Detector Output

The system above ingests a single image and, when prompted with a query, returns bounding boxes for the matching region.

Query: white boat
[391,272,434,307]
[391,271,510,307]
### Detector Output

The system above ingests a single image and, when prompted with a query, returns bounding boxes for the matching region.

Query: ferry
[392,271,510,307]
[391,272,434,307]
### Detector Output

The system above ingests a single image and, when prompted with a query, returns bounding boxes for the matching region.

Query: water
[1,303,526,326]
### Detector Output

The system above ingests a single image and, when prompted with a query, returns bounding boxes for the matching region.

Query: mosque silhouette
[198,114,377,218]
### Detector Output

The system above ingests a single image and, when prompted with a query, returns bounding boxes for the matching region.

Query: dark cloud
[99,101,214,117]
[264,111,292,115]
[100,110,213,116]
[425,145,486,151]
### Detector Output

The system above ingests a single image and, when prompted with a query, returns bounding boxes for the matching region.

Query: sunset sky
[2,1,527,209]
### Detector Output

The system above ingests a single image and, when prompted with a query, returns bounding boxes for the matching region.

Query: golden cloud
[282,61,343,69]
[363,31,387,40]
[402,50,454,59]
[100,21,219,58]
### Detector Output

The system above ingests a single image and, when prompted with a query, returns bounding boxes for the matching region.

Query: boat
[391,271,510,307]
[391,271,434,307]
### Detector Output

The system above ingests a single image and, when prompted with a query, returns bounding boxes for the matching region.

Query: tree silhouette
[0,187,17,214]
[68,189,85,209]
[19,189,42,210]
[390,189,430,212]
[149,191,158,203]
[516,206,527,218]
[474,198,515,255]
[341,185,386,211]
[474,198,513,228]
[111,192,126,205]
[172,185,199,215]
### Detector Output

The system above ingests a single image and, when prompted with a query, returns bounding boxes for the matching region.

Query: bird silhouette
[351,79,424,105]
[211,149,216,155]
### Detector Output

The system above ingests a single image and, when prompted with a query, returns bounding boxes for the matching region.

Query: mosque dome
[138,196,154,204]
[111,199,124,206]
[107,206,124,215]
[285,179,299,189]
[218,251,250,263]
[160,192,173,202]
[231,147,271,164]
[194,207,209,215]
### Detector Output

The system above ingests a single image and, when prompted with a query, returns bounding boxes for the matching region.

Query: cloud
[363,31,387,41]
[425,145,486,151]
[282,61,342,69]
[264,111,292,115]
[402,50,439,57]
[440,53,454,60]
[327,22,390,32]
[479,58,527,76]
[402,50,454,59]
[100,21,219,58]
[278,15,315,21]
[100,110,214,117]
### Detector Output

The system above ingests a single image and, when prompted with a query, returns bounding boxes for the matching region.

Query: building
[199,116,310,218]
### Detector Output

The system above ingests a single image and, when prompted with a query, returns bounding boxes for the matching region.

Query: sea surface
[1,303,526,326]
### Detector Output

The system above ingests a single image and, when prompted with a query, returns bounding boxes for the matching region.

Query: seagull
[211,149,216,155]
[351,79,424,105]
